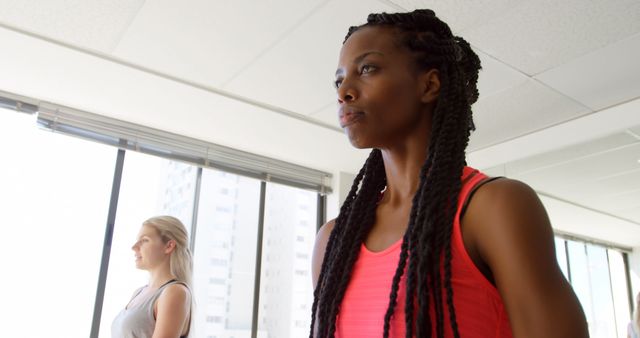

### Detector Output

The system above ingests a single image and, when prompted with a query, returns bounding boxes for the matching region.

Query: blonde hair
[143,215,193,289]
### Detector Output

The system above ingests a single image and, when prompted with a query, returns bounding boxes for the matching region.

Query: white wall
[325,171,357,224]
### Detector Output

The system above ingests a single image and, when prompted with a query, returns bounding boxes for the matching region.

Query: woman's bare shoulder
[312,219,336,288]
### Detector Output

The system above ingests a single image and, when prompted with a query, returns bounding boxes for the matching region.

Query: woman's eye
[360,65,376,74]
[334,79,343,89]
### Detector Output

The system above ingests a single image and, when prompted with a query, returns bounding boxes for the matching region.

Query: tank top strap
[452,167,505,295]
[146,279,182,305]
[458,167,485,206]
[459,164,505,216]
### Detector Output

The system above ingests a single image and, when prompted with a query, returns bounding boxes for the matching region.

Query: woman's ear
[420,69,440,104]
[165,240,176,254]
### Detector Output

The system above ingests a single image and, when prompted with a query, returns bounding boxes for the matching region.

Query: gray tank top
[111,280,189,338]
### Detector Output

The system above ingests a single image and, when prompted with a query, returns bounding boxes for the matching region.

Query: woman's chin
[346,131,374,149]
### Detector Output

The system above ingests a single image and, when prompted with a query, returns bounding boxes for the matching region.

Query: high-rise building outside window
[258,182,317,338]
[191,169,264,338]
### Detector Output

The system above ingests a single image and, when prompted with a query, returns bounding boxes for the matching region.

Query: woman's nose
[337,79,357,104]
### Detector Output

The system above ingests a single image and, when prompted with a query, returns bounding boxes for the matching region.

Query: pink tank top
[335,167,513,338]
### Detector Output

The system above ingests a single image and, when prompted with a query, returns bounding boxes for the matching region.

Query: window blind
[1,90,332,193]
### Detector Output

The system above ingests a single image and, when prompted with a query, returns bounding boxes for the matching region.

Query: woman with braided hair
[311,9,588,338]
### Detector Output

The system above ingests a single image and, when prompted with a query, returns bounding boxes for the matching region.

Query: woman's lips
[339,111,364,128]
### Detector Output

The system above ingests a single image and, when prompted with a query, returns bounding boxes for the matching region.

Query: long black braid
[310,9,481,338]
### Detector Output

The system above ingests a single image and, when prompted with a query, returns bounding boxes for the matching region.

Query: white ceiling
[0,0,639,244]
[485,128,640,224]
[1,0,638,145]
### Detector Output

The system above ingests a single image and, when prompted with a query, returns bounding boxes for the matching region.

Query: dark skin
[312,26,588,337]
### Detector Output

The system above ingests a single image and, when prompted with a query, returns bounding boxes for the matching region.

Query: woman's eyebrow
[335,51,385,76]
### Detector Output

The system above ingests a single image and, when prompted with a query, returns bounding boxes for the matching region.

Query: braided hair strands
[310,149,386,338]
[312,9,481,338]
[309,158,366,338]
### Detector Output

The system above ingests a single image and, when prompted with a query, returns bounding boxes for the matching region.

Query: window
[210,258,229,267]
[2,95,328,338]
[210,278,227,285]
[258,183,317,338]
[207,316,224,323]
[0,109,116,337]
[586,244,617,337]
[554,237,569,280]
[191,169,261,338]
[609,249,632,338]
[556,237,631,338]
[216,206,232,213]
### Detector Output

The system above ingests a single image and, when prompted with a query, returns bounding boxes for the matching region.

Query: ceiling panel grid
[112,0,328,88]
[0,0,145,52]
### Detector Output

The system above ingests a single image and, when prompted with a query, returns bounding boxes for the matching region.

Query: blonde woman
[112,216,193,338]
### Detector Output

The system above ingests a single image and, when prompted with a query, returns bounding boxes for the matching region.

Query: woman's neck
[148,265,175,289]
[380,136,430,206]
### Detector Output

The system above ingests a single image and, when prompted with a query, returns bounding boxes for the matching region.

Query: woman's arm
[312,219,336,289]
[152,283,191,338]
[311,219,336,336]
[464,178,589,338]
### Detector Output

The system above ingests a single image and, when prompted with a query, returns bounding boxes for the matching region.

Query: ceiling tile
[535,33,640,111]
[582,185,640,213]
[0,0,144,52]
[514,143,640,192]
[462,0,640,75]
[485,127,640,230]
[555,170,640,208]
[223,0,397,115]
[586,167,640,195]
[468,79,590,151]
[475,49,529,98]
[113,0,326,87]
[627,125,640,139]
[502,131,638,176]
[309,102,341,129]
[614,208,640,224]
[380,0,525,32]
